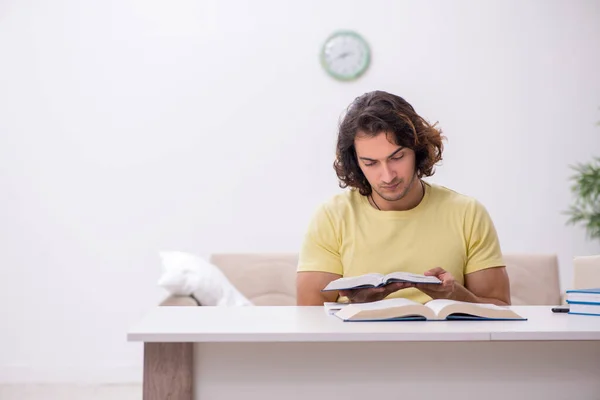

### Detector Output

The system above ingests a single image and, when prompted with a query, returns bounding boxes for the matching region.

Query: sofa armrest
[159,295,200,307]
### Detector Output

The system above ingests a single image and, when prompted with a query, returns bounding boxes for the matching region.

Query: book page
[384,271,442,284]
[335,298,436,321]
[322,273,383,291]
[424,299,466,316]
[344,297,422,311]
[468,303,506,311]
[426,299,513,319]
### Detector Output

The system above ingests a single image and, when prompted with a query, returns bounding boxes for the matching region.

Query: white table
[127,306,600,400]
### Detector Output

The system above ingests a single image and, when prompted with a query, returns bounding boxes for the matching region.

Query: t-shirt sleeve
[464,199,505,275]
[296,203,344,275]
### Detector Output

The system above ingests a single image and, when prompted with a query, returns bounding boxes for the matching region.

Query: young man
[296,91,510,306]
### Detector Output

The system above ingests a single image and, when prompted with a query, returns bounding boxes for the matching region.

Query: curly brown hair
[333,90,445,196]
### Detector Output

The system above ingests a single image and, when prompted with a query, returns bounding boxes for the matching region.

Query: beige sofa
[160,252,564,307]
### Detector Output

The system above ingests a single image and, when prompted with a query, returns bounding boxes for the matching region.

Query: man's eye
[391,155,404,161]
[364,162,376,167]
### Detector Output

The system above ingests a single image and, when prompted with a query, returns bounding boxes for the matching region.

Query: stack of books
[566,288,600,316]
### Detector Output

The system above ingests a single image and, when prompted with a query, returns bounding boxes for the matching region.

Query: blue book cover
[566,288,600,294]
[566,300,600,306]
[568,311,600,317]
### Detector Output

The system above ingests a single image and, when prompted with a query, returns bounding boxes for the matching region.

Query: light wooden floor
[0,384,142,400]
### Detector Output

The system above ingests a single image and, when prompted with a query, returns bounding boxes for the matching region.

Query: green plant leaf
[564,155,600,241]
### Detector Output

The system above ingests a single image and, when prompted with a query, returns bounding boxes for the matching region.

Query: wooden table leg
[143,343,193,400]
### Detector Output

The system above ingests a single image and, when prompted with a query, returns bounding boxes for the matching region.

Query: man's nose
[381,163,394,183]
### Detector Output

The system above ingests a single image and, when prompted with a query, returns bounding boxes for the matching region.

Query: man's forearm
[297,291,331,306]
[447,284,510,306]
[296,272,341,306]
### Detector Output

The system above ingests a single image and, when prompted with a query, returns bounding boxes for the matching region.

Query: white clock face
[321,31,370,81]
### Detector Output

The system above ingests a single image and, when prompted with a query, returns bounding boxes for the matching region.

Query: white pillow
[158,251,253,306]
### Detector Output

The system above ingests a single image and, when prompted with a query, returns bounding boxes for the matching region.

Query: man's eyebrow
[358,147,405,162]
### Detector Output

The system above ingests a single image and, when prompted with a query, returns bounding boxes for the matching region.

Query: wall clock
[320,30,371,81]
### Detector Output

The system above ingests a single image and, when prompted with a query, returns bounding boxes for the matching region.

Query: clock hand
[335,51,352,60]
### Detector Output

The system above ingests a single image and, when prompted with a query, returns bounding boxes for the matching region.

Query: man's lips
[380,182,400,190]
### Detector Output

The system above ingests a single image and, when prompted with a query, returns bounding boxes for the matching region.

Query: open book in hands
[334,298,526,321]
[321,272,442,292]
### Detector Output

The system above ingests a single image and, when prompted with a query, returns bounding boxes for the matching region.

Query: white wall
[1,0,599,383]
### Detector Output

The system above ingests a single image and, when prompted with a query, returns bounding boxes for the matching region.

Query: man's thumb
[424,267,444,276]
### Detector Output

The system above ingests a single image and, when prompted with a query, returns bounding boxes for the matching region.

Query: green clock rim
[320,30,371,81]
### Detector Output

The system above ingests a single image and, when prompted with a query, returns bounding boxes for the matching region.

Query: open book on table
[322,272,441,292]
[334,298,526,321]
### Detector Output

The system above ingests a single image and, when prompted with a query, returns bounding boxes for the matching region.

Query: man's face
[354,131,417,202]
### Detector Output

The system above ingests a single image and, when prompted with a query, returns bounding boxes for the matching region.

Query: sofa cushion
[209,253,298,306]
[503,253,560,305]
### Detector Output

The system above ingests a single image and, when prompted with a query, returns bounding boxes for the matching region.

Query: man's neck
[370,178,425,212]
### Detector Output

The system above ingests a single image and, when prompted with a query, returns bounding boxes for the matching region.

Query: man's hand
[414,266,511,306]
[339,282,413,303]
[413,267,456,299]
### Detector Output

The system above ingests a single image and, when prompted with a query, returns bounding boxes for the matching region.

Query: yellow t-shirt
[297,182,505,304]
